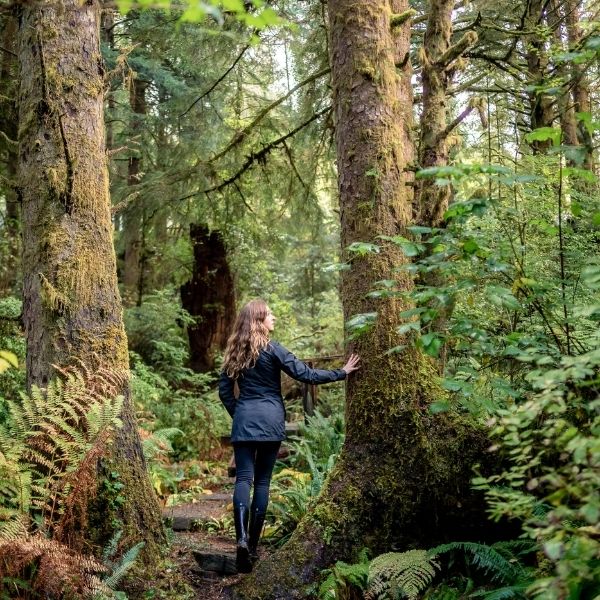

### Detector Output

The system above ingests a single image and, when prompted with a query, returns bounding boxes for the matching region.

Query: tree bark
[564,0,594,170]
[180,224,236,372]
[18,0,165,561]
[525,0,555,152]
[550,0,579,150]
[236,2,494,596]
[123,76,147,305]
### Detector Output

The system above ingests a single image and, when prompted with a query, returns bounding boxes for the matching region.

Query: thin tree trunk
[550,0,579,150]
[236,2,495,596]
[525,0,555,152]
[0,13,20,296]
[564,0,594,170]
[123,76,147,305]
[18,0,165,562]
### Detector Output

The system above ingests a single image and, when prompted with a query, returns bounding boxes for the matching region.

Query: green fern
[0,369,124,536]
[103,541,145,589]
[428,542,527,584]
[367,550,440,600]
[319,549,370,599]
[0,367,127,596]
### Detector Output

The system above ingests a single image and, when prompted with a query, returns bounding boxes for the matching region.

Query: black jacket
[218,341,346,442]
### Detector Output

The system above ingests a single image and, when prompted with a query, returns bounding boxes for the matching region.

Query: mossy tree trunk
[17,0,165,560]
[564,0,594,170]
[237,2,494,597]
[525,0,555,153]
[415,0,476,369]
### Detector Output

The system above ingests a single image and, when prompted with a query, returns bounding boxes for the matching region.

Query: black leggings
[232,441,281,515]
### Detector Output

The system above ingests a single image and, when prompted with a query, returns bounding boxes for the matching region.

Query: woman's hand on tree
[342,353,361,375]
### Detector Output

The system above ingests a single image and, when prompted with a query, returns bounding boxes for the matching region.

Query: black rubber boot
[248,510,267,563]
[234,503,252,573]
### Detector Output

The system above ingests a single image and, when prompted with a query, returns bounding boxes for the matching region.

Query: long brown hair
[222,299,270,379]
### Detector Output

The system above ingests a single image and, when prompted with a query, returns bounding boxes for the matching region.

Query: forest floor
[158,462,277,599]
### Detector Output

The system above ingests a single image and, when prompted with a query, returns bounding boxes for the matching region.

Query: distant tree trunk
[0,13,20,296]
[564,0,594,170]
[525,0,555,152]
[180,224,236,372]
[18,0,165,561]
[123,76,147,305]
[237,2,494,596]
[416,0,476,370]
[550,0,579,150]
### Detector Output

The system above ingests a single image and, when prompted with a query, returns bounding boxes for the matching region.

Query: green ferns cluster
[318,541,537,600]
[0,366,138,598]
[367,550,439,600]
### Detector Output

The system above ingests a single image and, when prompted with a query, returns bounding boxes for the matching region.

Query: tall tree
[239,1,494,595]
[17,0,165,558]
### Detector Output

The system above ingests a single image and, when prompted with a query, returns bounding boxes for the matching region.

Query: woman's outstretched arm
[271,342,359,384]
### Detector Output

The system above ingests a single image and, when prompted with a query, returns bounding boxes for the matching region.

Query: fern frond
[103,541,145,589]
[102,530,123,563]
[429,542,523,583]
[367,550,439,600]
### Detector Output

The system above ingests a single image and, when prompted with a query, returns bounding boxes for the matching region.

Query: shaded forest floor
[148,456,278,599]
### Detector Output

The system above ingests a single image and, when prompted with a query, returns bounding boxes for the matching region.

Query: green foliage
[367,550,439,600]
[124,290,198,385]
[131,354,229,462]
[268,411,344,544]
[0,297,25,424]
[319,548,370,600]
[0,367,127,597]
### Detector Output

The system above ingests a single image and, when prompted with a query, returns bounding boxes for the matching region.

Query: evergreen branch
[202,106,331,194]
[179,44,250,118]
[209,66,330,164]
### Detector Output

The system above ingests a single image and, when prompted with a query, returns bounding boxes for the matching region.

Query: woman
[219,299,360,573]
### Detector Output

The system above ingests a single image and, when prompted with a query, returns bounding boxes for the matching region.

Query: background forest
[0,0,598,599]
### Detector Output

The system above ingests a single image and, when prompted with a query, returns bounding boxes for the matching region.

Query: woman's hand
[342,353,361,375]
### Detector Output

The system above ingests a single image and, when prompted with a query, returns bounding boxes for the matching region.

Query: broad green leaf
[525,127,561,146]
[347,242,380,256]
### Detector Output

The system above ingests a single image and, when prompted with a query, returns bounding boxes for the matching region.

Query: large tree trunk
[236,2,493,597]
[18,0,165,561]
[180,224,236,372]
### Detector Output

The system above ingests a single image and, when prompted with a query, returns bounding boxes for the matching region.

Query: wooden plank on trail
[192,550,237,575]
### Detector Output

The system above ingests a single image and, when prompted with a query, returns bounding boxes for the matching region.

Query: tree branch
[209,66,330,163]
[179,44,250,118]
[204,106,331,194]
[436,31,478,67]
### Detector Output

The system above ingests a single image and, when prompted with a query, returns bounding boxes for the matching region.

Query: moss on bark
[18,0,165,568]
